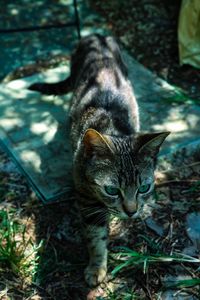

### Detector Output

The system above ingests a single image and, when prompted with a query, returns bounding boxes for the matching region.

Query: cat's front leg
[82,208,108,287]
[84,224,108,286]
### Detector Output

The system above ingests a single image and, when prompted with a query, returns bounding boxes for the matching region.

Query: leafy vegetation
[0,209,43,281]
[163,89,199,105]
[97,288,139,300]
[111,246,200,277]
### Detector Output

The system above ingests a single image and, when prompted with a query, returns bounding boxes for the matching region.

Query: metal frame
[0,0,81,39]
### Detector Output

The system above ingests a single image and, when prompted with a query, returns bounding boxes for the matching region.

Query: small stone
[145,217,164,236]
[161,290,197,300]
[183,245,199,256]
[186,212,200,248]
[161,274,198,300]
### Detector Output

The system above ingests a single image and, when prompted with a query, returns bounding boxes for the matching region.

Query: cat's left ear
[137,131,170,157]
[83,128,114,157]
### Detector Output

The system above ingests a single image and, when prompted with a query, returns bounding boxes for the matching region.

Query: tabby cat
[29,34,170,287]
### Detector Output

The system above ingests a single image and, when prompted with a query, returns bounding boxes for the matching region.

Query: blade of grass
[111,247,200,276]
[0,209,43,280]
[164,278,200,289]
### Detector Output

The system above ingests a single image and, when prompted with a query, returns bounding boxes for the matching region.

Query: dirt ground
[1,140,200,299]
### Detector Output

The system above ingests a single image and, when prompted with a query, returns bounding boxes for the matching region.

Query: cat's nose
[122,204,136,217]
[125,210,135,217]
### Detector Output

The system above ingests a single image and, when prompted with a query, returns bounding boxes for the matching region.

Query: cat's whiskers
[83,209,103,218]
[80,205,106,211]
[80,206,100,212]
[80,206,107,217]
[147,203,157,209]
[107,206,119,215]
[108,208,123,219]
[86,212,108,234]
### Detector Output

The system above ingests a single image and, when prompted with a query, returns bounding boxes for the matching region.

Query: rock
[161,274,198,300]
[145,217,164,236]
[183,245,199,256]
[161,290,198,300]
[186,212,200,249]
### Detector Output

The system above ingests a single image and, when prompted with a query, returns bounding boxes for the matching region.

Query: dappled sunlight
[156,114,200,134]
[1,0,79,81]
[153,120,188,132]
[31,120,55,134]
[109,217,125,238]
[6,64,70,90]
[186,113,199,127]
[35,65,69,83]
[0,74,72,201]
[5,79,28,90]
[0,85,32,100]
[20,149,41,173]
[31,121,58,143]
[81,26,109,38]
[157,78,176,91]
[0,117,25,131]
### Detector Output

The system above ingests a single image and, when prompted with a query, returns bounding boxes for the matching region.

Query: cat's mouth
[125,210,140,219]
[116,207,142,220]
[108,205,143,220]
[122,203,140,219]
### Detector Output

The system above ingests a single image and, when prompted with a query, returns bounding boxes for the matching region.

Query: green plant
[162,86,199,105]
[111,246,200,276]
[0,209,43,281]
[97,288,139,300]
[185,181,200,194]
[164,277,200,289]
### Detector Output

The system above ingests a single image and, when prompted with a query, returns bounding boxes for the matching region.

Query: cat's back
[70,34,128,87]
[70,34,139,149]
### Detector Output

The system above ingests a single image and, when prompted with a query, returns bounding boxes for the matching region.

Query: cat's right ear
[137,131,170,158]
[83,129,114,157]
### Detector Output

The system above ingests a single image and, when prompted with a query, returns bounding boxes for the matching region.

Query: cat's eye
[104,186,120,196]
[138,184,151,194]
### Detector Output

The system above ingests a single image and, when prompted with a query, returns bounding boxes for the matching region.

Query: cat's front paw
[85,265,107,287]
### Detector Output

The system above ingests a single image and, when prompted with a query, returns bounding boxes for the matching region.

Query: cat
[29,34,170,287]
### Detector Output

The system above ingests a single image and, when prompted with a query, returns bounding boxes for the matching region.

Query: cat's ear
[83,128,114,157]
[137,131,170,157]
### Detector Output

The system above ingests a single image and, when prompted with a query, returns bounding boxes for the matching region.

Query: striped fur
[29,34,169,286]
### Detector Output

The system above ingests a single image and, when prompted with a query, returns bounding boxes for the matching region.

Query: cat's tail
[28,76,72,95]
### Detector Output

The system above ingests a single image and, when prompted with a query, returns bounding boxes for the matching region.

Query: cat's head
[74,128,170,220]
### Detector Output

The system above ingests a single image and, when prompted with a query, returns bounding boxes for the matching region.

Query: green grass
[0,209,43,281]
[162,86,199,105]
[164,278,200,289]
[97,288,140,300]
[111,245,200,296]
[111,246,200,277]
[185,181,200,194]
